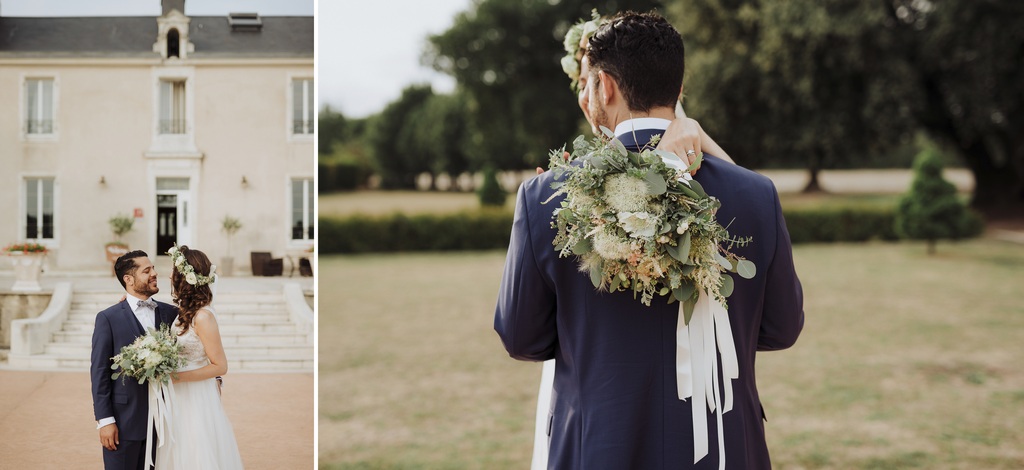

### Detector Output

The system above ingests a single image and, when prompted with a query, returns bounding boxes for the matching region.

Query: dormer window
[229,13,262,32]
[167,29,180,58]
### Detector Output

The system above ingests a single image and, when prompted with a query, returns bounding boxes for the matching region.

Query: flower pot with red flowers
[3,243,48,292]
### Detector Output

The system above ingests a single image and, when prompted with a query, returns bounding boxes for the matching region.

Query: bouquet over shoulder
[545,130,756,322]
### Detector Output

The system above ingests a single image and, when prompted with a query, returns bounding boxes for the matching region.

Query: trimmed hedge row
[319,206,984,254]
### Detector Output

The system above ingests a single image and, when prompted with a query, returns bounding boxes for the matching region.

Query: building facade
[0,1,314,272]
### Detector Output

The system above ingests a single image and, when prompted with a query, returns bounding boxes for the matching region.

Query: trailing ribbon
[676,289,739,469]
[144,380,176,469]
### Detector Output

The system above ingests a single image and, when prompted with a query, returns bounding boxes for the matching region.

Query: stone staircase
[8,288,312,372]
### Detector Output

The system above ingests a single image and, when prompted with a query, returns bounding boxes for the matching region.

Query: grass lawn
[318,239,1024,469]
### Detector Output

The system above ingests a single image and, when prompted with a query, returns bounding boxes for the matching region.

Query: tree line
[320,0,1023,214]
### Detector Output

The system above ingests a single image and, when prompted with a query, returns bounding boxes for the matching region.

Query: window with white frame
[25,78,55,135]
[159,80,187,134]
[291,178,313,241]
[291,78,313,135]
[25,178,55,240]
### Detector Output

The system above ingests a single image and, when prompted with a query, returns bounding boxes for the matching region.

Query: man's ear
[598,70,616,106]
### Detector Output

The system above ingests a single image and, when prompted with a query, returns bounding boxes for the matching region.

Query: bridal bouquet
[111,324,186,385]
[546,130,756,321]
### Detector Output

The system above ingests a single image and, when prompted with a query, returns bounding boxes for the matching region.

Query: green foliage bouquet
[111,324,186,385]
[546,130,755,321]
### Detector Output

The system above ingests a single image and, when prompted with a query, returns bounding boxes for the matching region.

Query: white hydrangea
[604,173,649,213]
[144,352,164,369]
[592,230,633,260]
[617,211,659,239]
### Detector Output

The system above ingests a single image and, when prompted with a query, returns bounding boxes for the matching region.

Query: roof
[0,15,313,59]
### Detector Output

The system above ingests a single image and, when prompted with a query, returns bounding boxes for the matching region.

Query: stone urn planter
[4,243,48,292]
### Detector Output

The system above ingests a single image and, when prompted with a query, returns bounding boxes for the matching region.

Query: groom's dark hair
[586,11,684,113]
[114,250,148,290]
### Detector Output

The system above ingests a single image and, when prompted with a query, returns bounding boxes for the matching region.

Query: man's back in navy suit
[494,12,803,469]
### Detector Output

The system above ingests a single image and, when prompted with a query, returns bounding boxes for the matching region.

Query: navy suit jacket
[495,128,804,469]
[90,299,178,441]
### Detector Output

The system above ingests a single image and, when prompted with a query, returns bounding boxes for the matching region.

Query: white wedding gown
[156,311,244,469]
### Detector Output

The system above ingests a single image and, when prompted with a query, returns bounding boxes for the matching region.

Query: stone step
[58,319,300,333]
[8,354,313,372]
[44,342,313,358]
[51,329,309,345]
[66,311,291,322]
[70,292,286,304]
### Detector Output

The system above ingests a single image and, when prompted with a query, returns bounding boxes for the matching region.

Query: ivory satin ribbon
[675,289,739,469]
[144,381,176,469]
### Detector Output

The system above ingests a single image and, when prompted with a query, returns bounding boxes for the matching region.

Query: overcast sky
[318,0,472,118]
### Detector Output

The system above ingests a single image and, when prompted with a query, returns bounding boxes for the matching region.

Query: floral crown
[167,244,216,286]
[560,9,605,94]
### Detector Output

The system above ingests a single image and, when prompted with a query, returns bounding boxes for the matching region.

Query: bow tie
[137,299,157,310]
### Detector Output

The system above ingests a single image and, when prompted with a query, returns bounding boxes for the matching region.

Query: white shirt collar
[613,117,672,138]
[125,293,152,313]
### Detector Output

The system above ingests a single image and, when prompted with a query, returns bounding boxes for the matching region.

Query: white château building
[0,0,314,273]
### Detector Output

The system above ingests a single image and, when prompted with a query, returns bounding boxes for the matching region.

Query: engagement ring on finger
[686,150,696,157]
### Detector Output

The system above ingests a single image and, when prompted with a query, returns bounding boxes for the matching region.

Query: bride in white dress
[157,245,244,469]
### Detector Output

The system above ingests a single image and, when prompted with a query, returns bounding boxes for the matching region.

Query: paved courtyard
[0,370,313,469]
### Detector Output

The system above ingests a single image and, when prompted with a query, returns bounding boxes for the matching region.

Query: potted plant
[106,214,134,264]
[221,215,242,276]
[4,242,48,292]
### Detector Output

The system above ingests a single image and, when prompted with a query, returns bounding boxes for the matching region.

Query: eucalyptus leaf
[589,263,603,289]
[644,170,667,195]
[682,296,697,325]
[720,274,735,297]
[610,274,621,292]
[715,253,733,271]
[599,125,615,138]
[673,282,695,306]
[736,259,756,279]
[571,239,592,256]
[666,232,692,264]
[611,138,627,157]
[685,152,704,174]
[688,179,708,198]
[679,264,695,276]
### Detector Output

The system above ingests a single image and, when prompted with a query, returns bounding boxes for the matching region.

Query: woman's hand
[658,118,735,172]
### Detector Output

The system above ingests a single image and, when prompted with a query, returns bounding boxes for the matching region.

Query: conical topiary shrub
[895,149,974,254]
[477,166,507,207]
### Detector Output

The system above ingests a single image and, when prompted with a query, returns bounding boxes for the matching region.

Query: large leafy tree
[667,0,1024,210]
[367,85,436,189]
[425,0,663,170]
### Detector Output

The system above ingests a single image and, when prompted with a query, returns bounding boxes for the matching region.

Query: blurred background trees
[319,0,1023,214]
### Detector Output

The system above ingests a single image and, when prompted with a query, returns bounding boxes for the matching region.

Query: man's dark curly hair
[586,11,685,113]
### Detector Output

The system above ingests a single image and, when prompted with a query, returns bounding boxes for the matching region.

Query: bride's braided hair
[170,245,214,335]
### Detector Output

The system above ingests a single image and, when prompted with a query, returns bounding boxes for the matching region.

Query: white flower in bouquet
[604,173,649,213]
[593,230,633,260]
[617,211,659,238]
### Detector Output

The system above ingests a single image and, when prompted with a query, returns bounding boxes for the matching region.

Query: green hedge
[319,209,513,253]
[319,206,985,254]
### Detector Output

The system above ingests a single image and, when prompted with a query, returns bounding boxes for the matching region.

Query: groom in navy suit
[91,250,178,469]
[495,12,804,469]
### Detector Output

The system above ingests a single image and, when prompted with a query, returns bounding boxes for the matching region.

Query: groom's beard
[133,276,160,298]
[590,99,610,136]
